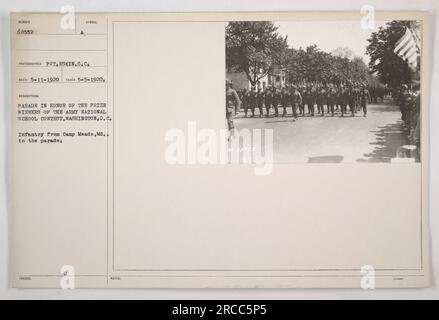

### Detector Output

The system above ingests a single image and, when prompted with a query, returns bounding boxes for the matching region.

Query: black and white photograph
[226,20,422,163]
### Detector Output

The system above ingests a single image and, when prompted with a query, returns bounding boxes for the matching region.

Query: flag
[394,27,420,70]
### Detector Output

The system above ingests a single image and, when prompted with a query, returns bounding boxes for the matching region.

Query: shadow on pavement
[308,155,344,163]
[369,104,400,113]
[264,119,295,123]
[356,121,409,163]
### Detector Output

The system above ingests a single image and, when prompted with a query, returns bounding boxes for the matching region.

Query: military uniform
[272,89,281,117]
[340,87,349,117]
[304,88,315,116]
[226,82,241,131]
[335,87,343,112]
[359,88,371,117]
[290,87,302,119]
[347,87,356,117]
[300,89,308,116]
[264,88,272,117]
[309,86,317,116]
[256,89,264,117]
[316,87,326,116]
[249,89,257,117]
[326,87,337,116]
[353,86,361,112]
[281,89,290,117]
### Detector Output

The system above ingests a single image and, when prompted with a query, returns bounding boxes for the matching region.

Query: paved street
[235,101,411,163]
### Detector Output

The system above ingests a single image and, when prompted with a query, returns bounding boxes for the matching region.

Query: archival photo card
[10,11,430,289]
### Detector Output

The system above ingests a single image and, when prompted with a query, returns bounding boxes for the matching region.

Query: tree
[350,57,371,83]
[366,20,419,88]
[226,22,373,87]
[226,22,288,87]
[284,45,371,85]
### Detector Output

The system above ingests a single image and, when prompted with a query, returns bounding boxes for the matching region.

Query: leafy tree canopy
[226,21,377,87]
[226,22,288,86]
[366,20,420,88]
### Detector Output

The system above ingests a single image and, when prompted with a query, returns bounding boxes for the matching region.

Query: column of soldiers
[239,82,372,119]
[393,83,421,149]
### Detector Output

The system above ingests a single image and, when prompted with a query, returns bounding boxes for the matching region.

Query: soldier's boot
[274,105,279,117]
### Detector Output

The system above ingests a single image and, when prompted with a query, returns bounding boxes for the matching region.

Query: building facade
[226,68,287,91]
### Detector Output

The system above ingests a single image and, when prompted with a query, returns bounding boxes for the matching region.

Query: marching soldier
[327,84,337,117]
[226,80,241,140]
[326,84,332,114]
[272,87,281,117]
[290,85,302,119]
[256,87,265,117]
[310,84,317,116]
[340,85,349,117]
[353,84,361,112]
[301,86,309,116]
[316,85,326,116]
[347,86,356,117]
[298,85,306,117]
[248,87,257,117]
[359,86,372,117]
[264,86,273,118]
[281,86,291,117]
[335,85,342,112]
[304,85,315,116]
